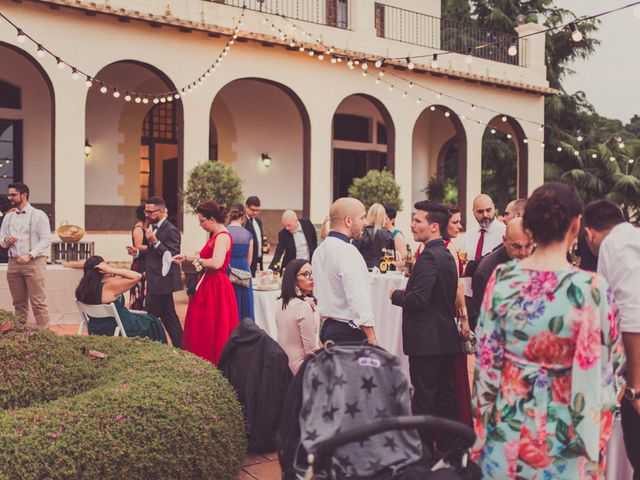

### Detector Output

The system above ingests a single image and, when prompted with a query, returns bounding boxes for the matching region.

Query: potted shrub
[348,169,403,211]
[182,161,243,211]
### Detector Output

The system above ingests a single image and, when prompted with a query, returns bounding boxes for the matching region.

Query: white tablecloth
[0,264,84,325]
[252,272,409,378]
[606,415,633,479]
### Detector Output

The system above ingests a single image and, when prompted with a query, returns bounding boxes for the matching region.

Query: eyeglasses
[297,271,313,279]
[144,209,161,215]
[7,193,20,197]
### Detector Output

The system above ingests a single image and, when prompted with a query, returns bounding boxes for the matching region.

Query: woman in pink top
[275,259,320,374]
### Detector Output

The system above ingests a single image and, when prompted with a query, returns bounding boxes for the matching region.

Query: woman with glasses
[275,259,320,374]
[173,201,238,364]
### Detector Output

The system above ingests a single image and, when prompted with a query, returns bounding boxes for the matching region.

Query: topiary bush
[182,161,243,212]
[348,169,403,211]
[0,312,246,479]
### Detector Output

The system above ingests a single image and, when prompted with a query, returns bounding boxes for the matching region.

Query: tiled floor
[49,294,282,479]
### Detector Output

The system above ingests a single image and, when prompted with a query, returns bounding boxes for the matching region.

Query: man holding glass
[0,182,52,327]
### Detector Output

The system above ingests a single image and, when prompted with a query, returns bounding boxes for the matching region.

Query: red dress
[182,231,239,364]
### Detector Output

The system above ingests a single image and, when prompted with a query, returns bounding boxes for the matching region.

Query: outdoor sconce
[260,152,272,168]
[84,138,93,158]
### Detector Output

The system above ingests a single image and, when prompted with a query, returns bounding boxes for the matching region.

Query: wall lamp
[84,138,93,157]
[260,152,272,168]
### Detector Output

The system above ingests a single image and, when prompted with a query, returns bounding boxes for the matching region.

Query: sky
[557,0,640,124]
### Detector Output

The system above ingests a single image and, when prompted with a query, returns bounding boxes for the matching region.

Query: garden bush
[0,311,246,479]
[182,161,243,212]
[348,169,403,211]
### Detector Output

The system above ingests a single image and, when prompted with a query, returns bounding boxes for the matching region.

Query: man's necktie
[474,229,486,261]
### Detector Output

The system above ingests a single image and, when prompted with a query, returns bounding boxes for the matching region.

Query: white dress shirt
[292,223,310,261]
[0,203,51,259]
[253,218,262,258]
[311,233,375,327]
[460,218,506,296]
[598,222,640,334]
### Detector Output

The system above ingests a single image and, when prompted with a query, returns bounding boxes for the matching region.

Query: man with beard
[460,194,506,328]
[0,182,52,327]
[312,197,378,345]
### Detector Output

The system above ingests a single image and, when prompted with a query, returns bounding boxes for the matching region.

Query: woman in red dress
[173,201,239,364]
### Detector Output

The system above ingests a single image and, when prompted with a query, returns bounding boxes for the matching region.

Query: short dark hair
[8,182,29,199]
[384,205,397,220]
[197,201,226,223]
[278,259,314,309]
[245,196,261,207]
[511,198,527,216]
[228,203,245,221]
[146,196,166,208]
[414,200,450,235]
[583,200,625,232]
[75,255,105,304]
[523,182,583,246]
[135,204,146,222]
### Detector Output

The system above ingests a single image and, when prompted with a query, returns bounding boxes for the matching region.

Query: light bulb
[142,97,149,104]
[361,72,367,77]
[124,94,132,102]
[630,159,635,164]
[444,111,450,118]
[167,96,173,102]
[406,57,415,70]
[436,92,442,99]
[541,143,545,148]
[113,89,120,98]
[431,54,439,68]
[574,150,579,156]
[416,99,422,105]
[135,97,142,103]
[569,23,583,42]
[354,60,360,65]
[56,58,65,70]
[388,85,394,92]
[409,82,414,88]
[508,44,518,57]
[331,57,337,63]
[361,62,368,70]
[36,45,45,58]
[471,104,476,110]
[375,78,380,84]
[100,85,108,94]
[538,125,544,132]
[378,71,384,78]
[402,91,407,98]
[174,93,180,99]
[430,106,436,112]
[507,133,513,139]
[336,58,342,63]
[619,142,625,149]
[577,135,583,142]
[308,50,314,56]
[610,156,616,162]
[318,54,324,60]
[465,54,473,65]
[375,59,383,68]
[17,29,26,43]
[153,98,159,104]
[501,115,507,122]
[557,146,562,152]
[71,68,80,80]
[84,76,92,87]
[591,153,597,159]
[299,46,305,52]
[523,138,528,144]
[490,128,496,134]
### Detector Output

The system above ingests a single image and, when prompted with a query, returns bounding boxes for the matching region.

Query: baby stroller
[277,342,479,479]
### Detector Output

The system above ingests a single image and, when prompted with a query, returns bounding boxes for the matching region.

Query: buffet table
[253,271,410,378]
[0,264,84,325]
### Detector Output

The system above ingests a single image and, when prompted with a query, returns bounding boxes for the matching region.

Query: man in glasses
[0,182,52,327]
[244,196,265,275]
[130,197,183,347]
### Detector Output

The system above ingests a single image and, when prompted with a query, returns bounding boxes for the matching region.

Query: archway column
[393,117,415,239]
[464,122,485,225]
[52,77,86,228]
[308,105,334,224]
[526,128,544,193]
[180,95,211,255]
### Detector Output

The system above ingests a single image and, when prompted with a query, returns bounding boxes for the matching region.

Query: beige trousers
[6,256,49,327]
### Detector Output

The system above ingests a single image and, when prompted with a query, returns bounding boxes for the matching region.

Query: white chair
[76,301,128,338]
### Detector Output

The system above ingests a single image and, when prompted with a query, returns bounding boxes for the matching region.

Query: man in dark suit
[469,217,533,327]
[390,201,459,453]
[140,197,183,348]
[268,210,317,271]
[244,196,265,275]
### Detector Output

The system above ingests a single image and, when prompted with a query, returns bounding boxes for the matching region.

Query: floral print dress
[472,261,622,480]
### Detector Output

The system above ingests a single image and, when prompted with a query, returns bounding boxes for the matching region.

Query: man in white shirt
[584,199,640,477]
[460,194,506,328]
[312,197,378,345]
[0,182,52,327]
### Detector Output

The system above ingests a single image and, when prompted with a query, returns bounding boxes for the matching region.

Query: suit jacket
[391,238,459,356]
[145,219,182,295]
[470,245,510,327]
[269,219,317,270]
[244,216,264,272]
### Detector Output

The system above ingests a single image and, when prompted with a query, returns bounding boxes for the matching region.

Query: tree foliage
[348,169,403,211]
[182,161,243,213]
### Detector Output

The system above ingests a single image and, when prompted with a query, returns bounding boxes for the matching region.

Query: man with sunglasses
[130,197,183,347]
[0,182,51,327]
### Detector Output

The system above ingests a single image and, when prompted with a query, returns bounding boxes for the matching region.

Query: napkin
[161,250,172,277]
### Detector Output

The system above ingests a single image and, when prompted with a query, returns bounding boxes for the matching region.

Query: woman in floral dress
[472,182,622,479]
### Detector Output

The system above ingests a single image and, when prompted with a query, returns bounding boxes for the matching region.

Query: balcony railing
[374,3,525,66]
[206,0,349,29]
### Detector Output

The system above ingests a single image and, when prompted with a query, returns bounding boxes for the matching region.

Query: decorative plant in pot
[348,169,403,211]
[182,161,243,212]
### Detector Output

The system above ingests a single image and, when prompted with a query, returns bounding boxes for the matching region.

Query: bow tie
[15,210,26,215]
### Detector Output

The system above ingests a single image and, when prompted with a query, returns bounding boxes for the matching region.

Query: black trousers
[319,319,366,344]
[147,293,183,348]
[409,354,457,453]
[621,397,640,480]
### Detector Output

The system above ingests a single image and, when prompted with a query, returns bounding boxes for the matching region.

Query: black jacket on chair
[268,218,317,270]
[391,238,460,356]
[144,219,182,295]
[219,318,293,453]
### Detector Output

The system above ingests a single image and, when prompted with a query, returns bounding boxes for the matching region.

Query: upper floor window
[333,114,370,142]
[0,80,21,109]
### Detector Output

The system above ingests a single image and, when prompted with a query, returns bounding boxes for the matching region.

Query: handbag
[456,317,477,355]
[229,267,251,288]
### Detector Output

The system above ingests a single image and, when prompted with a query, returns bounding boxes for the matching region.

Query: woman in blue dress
[227,204,255,321]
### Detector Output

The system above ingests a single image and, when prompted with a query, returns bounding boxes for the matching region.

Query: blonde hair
[366,203,386,232]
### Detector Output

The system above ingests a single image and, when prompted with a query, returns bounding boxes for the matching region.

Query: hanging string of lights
[0,6,246,103]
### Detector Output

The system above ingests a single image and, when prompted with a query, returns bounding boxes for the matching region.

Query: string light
[36,44,45,58]
[71,68,80,80]
[507,39,518,57]
[431,54,439,69]
[569,23,583,42]
[465,49,473,65]
[406,57,415,70]
[375,59,383,68]
[16,28,26,43]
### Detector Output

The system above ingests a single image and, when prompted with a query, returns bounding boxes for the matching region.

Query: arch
[481,115,528,213]
[0,41,55,223]
[331,93,396,200]
[210,77,311,216]
[85,59,183,229]
[412,105,467,220]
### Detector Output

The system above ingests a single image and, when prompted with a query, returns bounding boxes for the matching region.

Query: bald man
[502,198,527,225]
[469,217,533,327]
[312,198,378,345]
[268,210,317,271]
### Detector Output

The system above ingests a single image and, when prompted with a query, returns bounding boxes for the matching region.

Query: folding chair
[76,301,128,337]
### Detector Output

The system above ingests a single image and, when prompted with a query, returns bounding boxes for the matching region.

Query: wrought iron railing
[374,3,525,66]
[206,0,349,29]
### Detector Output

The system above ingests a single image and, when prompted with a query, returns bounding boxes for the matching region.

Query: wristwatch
[624,387,640,401]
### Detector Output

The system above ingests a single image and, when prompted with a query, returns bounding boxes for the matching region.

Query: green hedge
[0,312,246,479]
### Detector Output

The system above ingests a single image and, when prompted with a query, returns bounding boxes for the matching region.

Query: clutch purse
[229,267,251,288]
[456,318,477,355]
